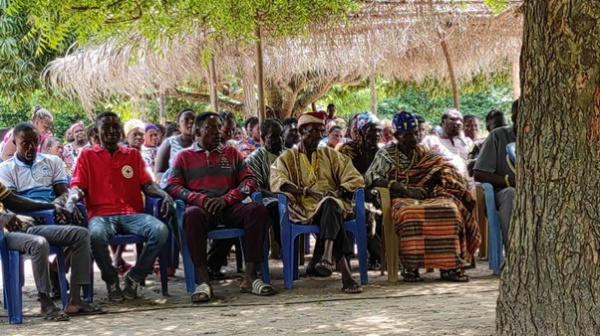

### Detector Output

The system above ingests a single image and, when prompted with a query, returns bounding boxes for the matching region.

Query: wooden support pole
[439,34,459,109]
[311,102,317,112]
[512,58,521,99]
[208,57,219,113]
[256,26,266,122]
[370,75,377,114]
[158,93,166,126]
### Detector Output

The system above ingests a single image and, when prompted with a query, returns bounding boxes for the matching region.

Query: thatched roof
[44,0,523,109]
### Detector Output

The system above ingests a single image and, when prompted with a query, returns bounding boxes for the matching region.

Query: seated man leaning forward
[0,182,97,320]
[270,111,365,294]
[166,112,276,303]
[246,118,286,249]
[0,122,103,318]
[365,111,480,283]
[66,111,174,302]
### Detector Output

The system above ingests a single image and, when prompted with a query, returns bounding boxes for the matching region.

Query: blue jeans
[89,213,168,284]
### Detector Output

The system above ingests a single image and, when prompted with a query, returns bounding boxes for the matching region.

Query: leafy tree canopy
[7,0,358,54]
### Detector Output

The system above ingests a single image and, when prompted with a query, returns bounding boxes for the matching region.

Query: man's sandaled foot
[64,302,107,316]
[341,278,363,294]
[191,283,213,303]
[440,269,469,282]
[402,269,423,282]
[241,279,277,296]
[314,258,334,277]
[42,306,70,322]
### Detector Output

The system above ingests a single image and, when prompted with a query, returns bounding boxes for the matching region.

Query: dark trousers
[367,212,382,264]
[266,201,281,248]
[311,199,354,262]
[185,202,268,267]
[207,200,281,269]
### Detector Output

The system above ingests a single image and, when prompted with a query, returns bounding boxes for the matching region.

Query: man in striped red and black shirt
[166,112,276,302]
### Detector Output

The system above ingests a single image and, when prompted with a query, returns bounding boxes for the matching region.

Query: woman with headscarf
[1,106,54,161]
[123,119,146,150]
[64,121,87,158]
[338,112,382,174]
[338,111,383,270]
[141,123,160,170]
[365,111,480,282]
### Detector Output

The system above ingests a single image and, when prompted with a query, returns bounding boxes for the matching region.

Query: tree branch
[167,89,244,112]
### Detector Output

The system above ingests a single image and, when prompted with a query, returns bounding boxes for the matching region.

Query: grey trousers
[495,187,515,247]
[5,225,90,294]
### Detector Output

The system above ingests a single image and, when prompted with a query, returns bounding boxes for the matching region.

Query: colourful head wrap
[298,111,326,129]
[145,123,159,133]
[123,119,145,137]
[392,111,418,135]
[68,121,85,135]
[356,111,380,132]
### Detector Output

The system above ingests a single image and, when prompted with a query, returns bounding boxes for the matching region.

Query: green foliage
[377,85,513,125]
[483,0,510,13]
[318,81,514,125]
[8,0,359,54]
[0,92,88,139]
[0,0,70,105]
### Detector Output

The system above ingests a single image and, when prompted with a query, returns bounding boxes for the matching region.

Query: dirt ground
[1,253,499,336]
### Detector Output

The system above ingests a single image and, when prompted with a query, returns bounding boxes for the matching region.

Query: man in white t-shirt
[416,115,468,177]
[439,108,473,161]
[0,122,99,320]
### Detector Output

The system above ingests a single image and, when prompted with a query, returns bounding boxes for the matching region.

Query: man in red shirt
[66,111,174,302]
[166,112,276,303]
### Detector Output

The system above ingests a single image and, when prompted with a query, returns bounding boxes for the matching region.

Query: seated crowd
[0,102,517,321]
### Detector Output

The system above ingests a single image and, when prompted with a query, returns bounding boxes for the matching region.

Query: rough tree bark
[496,1,600,335]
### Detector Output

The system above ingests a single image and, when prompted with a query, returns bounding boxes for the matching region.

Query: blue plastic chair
[482,183,504,275]
[278,188,368,290]
[176,193,271,295]
[506,142,516,165]
[85,196,171,298]
[0,209,75,324]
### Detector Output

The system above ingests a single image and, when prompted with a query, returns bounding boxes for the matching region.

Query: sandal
[313,258,334,277]
[191,283,213,303]
[241,279,277,296]
[440,269,470,282]
[401,268,423,282]
[64,303,107,316]
[341,278,363,294]
[42,306,70,322]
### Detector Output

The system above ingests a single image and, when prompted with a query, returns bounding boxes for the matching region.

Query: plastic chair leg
[282,232,294,290]
[159,247,169,296]
[8,251,23,324]
[351,229,369,286]
[293,236,300,281]
[179,231,197,295]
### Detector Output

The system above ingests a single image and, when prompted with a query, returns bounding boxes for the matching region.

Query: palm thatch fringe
[43,0,523,110]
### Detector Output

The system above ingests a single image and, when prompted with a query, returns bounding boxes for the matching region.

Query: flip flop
[65,304,107,316]
[191,283,213,303]
[43,306,70,322]
[341,278,363,294]
[241,279,277,296]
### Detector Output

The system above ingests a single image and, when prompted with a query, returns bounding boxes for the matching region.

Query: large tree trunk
[496,1,600,335]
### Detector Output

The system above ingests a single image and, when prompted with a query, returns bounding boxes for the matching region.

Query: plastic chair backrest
[506,142,516,164]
